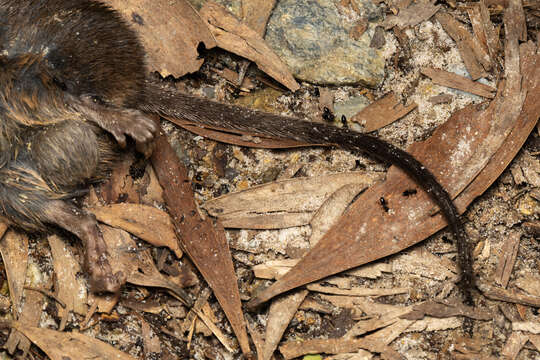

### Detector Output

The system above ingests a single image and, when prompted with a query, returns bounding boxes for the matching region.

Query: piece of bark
[467,4,490,60]
[104,0,216,77]
[245,315,265,360]
[436,13,489,79]
[495,231,521,288]
[508,0,527,41]
[241,0,276,36]
[501,332,528,360]
[515,273,540,297]
[262,290,308,360]
[247,31,539,308]
[522,221,540,237]
[351,92,417,132]
[89,203,183,258]
[406,316,461,332]
[391,248,457,281]
[421,68,496,98]
[199,2,299,92]
[382,0,441,29]
[151,123,250,355]
[11,322,137,360]
[204,172,381,229]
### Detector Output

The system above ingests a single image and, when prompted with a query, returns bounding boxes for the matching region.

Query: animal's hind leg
[42,200,126,293]
[0,167,125,292]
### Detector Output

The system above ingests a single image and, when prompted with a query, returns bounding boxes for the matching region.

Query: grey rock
[334,96,370,121]
[265,0,385,86]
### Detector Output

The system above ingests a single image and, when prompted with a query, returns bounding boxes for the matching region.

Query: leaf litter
[0,0,538,359]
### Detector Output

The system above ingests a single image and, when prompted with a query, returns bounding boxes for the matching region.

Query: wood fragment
[501,332,528,360]
[495,232,521,288]
[141,318,161,356]
[435,13,488,79]
[200,3,299,92]
[508,0,527,41]
[516,274,540,297]
[262,290,308,360]
[351,92,416,132]
[421,67,496,98]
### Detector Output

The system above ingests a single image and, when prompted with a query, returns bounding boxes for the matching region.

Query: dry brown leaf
[345,305,413,338]
[262,290,308,360]
[141,318,161,356]
[310,184,371,246]
[199,2,299,92]
[351,92,417,132]
[241,0,277,36]
[89,203,182,258]
[0,231,32,356]
[391,248,457,281]
[495,231,521,288]
[48,234,88,330]
[247,24,539,308]
[100,225,190,303]
[512,321,540,334]
[421,67,496,98]
[150,124,250,355]
[515,273,540,297]
[382,0,441,29]
[479,283,540,307]
[401,300,492,320]
[436,13,489,79]
[104,0,216,77]
[307,284,407,297]
[501,332,528,359]
[11,322,137,360]
[204,172,382,229]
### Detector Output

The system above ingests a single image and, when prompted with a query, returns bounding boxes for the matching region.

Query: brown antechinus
[0,0,474,304]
